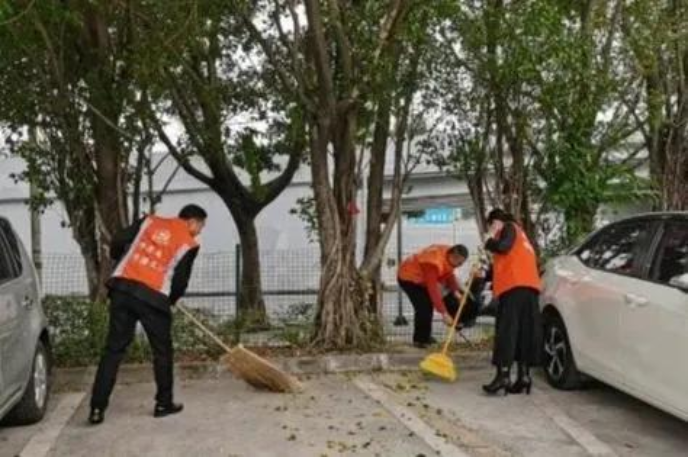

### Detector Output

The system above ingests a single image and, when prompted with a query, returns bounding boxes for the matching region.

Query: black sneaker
[88,408,105,425]
[154,402,184,418]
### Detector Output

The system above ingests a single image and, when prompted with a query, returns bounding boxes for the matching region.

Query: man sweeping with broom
[398,244,471,348]
[88,204,207,425]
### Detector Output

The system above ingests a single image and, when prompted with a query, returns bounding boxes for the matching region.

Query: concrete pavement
[2,365,687,457]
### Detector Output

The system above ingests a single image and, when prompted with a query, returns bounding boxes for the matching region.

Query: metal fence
[41,248,493,345]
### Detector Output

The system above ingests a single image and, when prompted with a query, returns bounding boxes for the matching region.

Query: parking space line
[19,392,85,457]
[353,377,472,457]
[531,389,618,457]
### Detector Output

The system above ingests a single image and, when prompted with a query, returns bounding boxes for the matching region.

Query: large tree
[235,0,434,348]
[130,3,306,325]
[432,0,646,251]
[530,0,644,245]
[0,1,142,299]
[623,0,688,210]
[429,0,544,241]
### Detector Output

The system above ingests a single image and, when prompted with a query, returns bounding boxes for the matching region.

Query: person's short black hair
[449,244,469,259]
[486,208,513,225]
[179,204,208,220]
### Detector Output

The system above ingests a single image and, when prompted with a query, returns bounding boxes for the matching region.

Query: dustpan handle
[176,302,233,353]
[442,259,480,355]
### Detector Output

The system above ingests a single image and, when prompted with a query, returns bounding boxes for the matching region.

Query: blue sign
[408,207,459,225]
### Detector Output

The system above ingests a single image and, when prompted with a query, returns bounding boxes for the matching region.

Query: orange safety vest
[398,244,455,285]
[112,216,198,296]
[492,224,541,297]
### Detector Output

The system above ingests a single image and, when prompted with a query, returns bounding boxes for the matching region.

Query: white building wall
[0,154,319,256]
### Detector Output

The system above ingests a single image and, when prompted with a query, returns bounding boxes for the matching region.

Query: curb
[53,350,491,391]
[279,351,489,375]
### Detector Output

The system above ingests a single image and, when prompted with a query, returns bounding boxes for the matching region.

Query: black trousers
[91,290,174,410]
[492,287,542,368]
[398,279,481,344]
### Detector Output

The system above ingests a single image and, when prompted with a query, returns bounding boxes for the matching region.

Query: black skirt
[492,287,542,367]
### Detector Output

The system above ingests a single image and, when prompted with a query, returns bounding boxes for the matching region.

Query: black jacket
[485,222,516,255]
[107,217,199,312]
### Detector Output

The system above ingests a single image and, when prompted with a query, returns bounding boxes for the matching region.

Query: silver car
[0,217,51,425]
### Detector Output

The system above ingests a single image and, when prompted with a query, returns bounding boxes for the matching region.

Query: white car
[540,212,688,421]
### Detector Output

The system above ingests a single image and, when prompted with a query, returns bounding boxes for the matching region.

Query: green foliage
[432,0,649,248]
[42,296,239,367]
[44,296,147,367]
[42,296,353,365]
[276,302,316,348]
[0,3,14,20]
[290,196,319,244]
[131,0,305,196]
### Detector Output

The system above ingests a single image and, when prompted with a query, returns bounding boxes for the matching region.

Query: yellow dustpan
[420,262,480,382]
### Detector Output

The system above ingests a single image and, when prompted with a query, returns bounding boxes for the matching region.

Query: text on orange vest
[112,216,198,296]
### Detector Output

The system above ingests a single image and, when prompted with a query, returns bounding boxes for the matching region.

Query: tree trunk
[234,212,268,328]
[131,146,146,221]
[309,121,382,349]
[69,205,104,301]
[297,0,411,349]
[312,232,380,349]
[467,173,487,236]
[82,6,128,301]
[364,102,391,265]
[363,97,392,315]
[92,126,127,301]
[661,137,688,210]
[661,41,688,210]
[643,64,687,210]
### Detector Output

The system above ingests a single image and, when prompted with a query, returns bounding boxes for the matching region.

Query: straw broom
[177,303,303,393]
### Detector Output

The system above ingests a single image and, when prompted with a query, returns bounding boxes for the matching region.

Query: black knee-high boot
[482,365,511,396]
[507,363,532,395]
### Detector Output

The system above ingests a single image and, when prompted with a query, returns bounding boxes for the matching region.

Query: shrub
[43,296,225,367]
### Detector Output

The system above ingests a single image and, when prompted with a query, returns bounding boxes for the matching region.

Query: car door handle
[624,293,649,308]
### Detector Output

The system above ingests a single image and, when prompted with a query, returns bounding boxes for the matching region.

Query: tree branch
[162,69,212,156]
[141,97,214,187]
[238,4,315,113]
[327,0,354,89]
[263,146,304,205]
[600,0,624,76]
[304,0,336,115]
[0,0,37,26]
[360,73,415,274]
[372,0,410,65]
[352,0,411,103]
[271,0,310,99]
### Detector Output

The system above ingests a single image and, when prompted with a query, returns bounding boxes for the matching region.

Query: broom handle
[441,261,480,355]
[176,302,233,353]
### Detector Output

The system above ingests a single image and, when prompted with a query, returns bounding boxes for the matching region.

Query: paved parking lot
[2,366,687,457]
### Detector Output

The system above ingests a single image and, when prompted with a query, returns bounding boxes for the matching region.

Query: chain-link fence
[41,247,493,346]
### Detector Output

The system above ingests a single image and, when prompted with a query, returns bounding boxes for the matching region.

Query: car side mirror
[669,274,688,292]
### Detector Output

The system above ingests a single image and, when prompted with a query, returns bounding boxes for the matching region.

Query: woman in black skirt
[482,209,542,396]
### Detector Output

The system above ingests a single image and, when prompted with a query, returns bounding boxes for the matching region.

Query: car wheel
[4,341,51,425]
[543,313,581,390]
